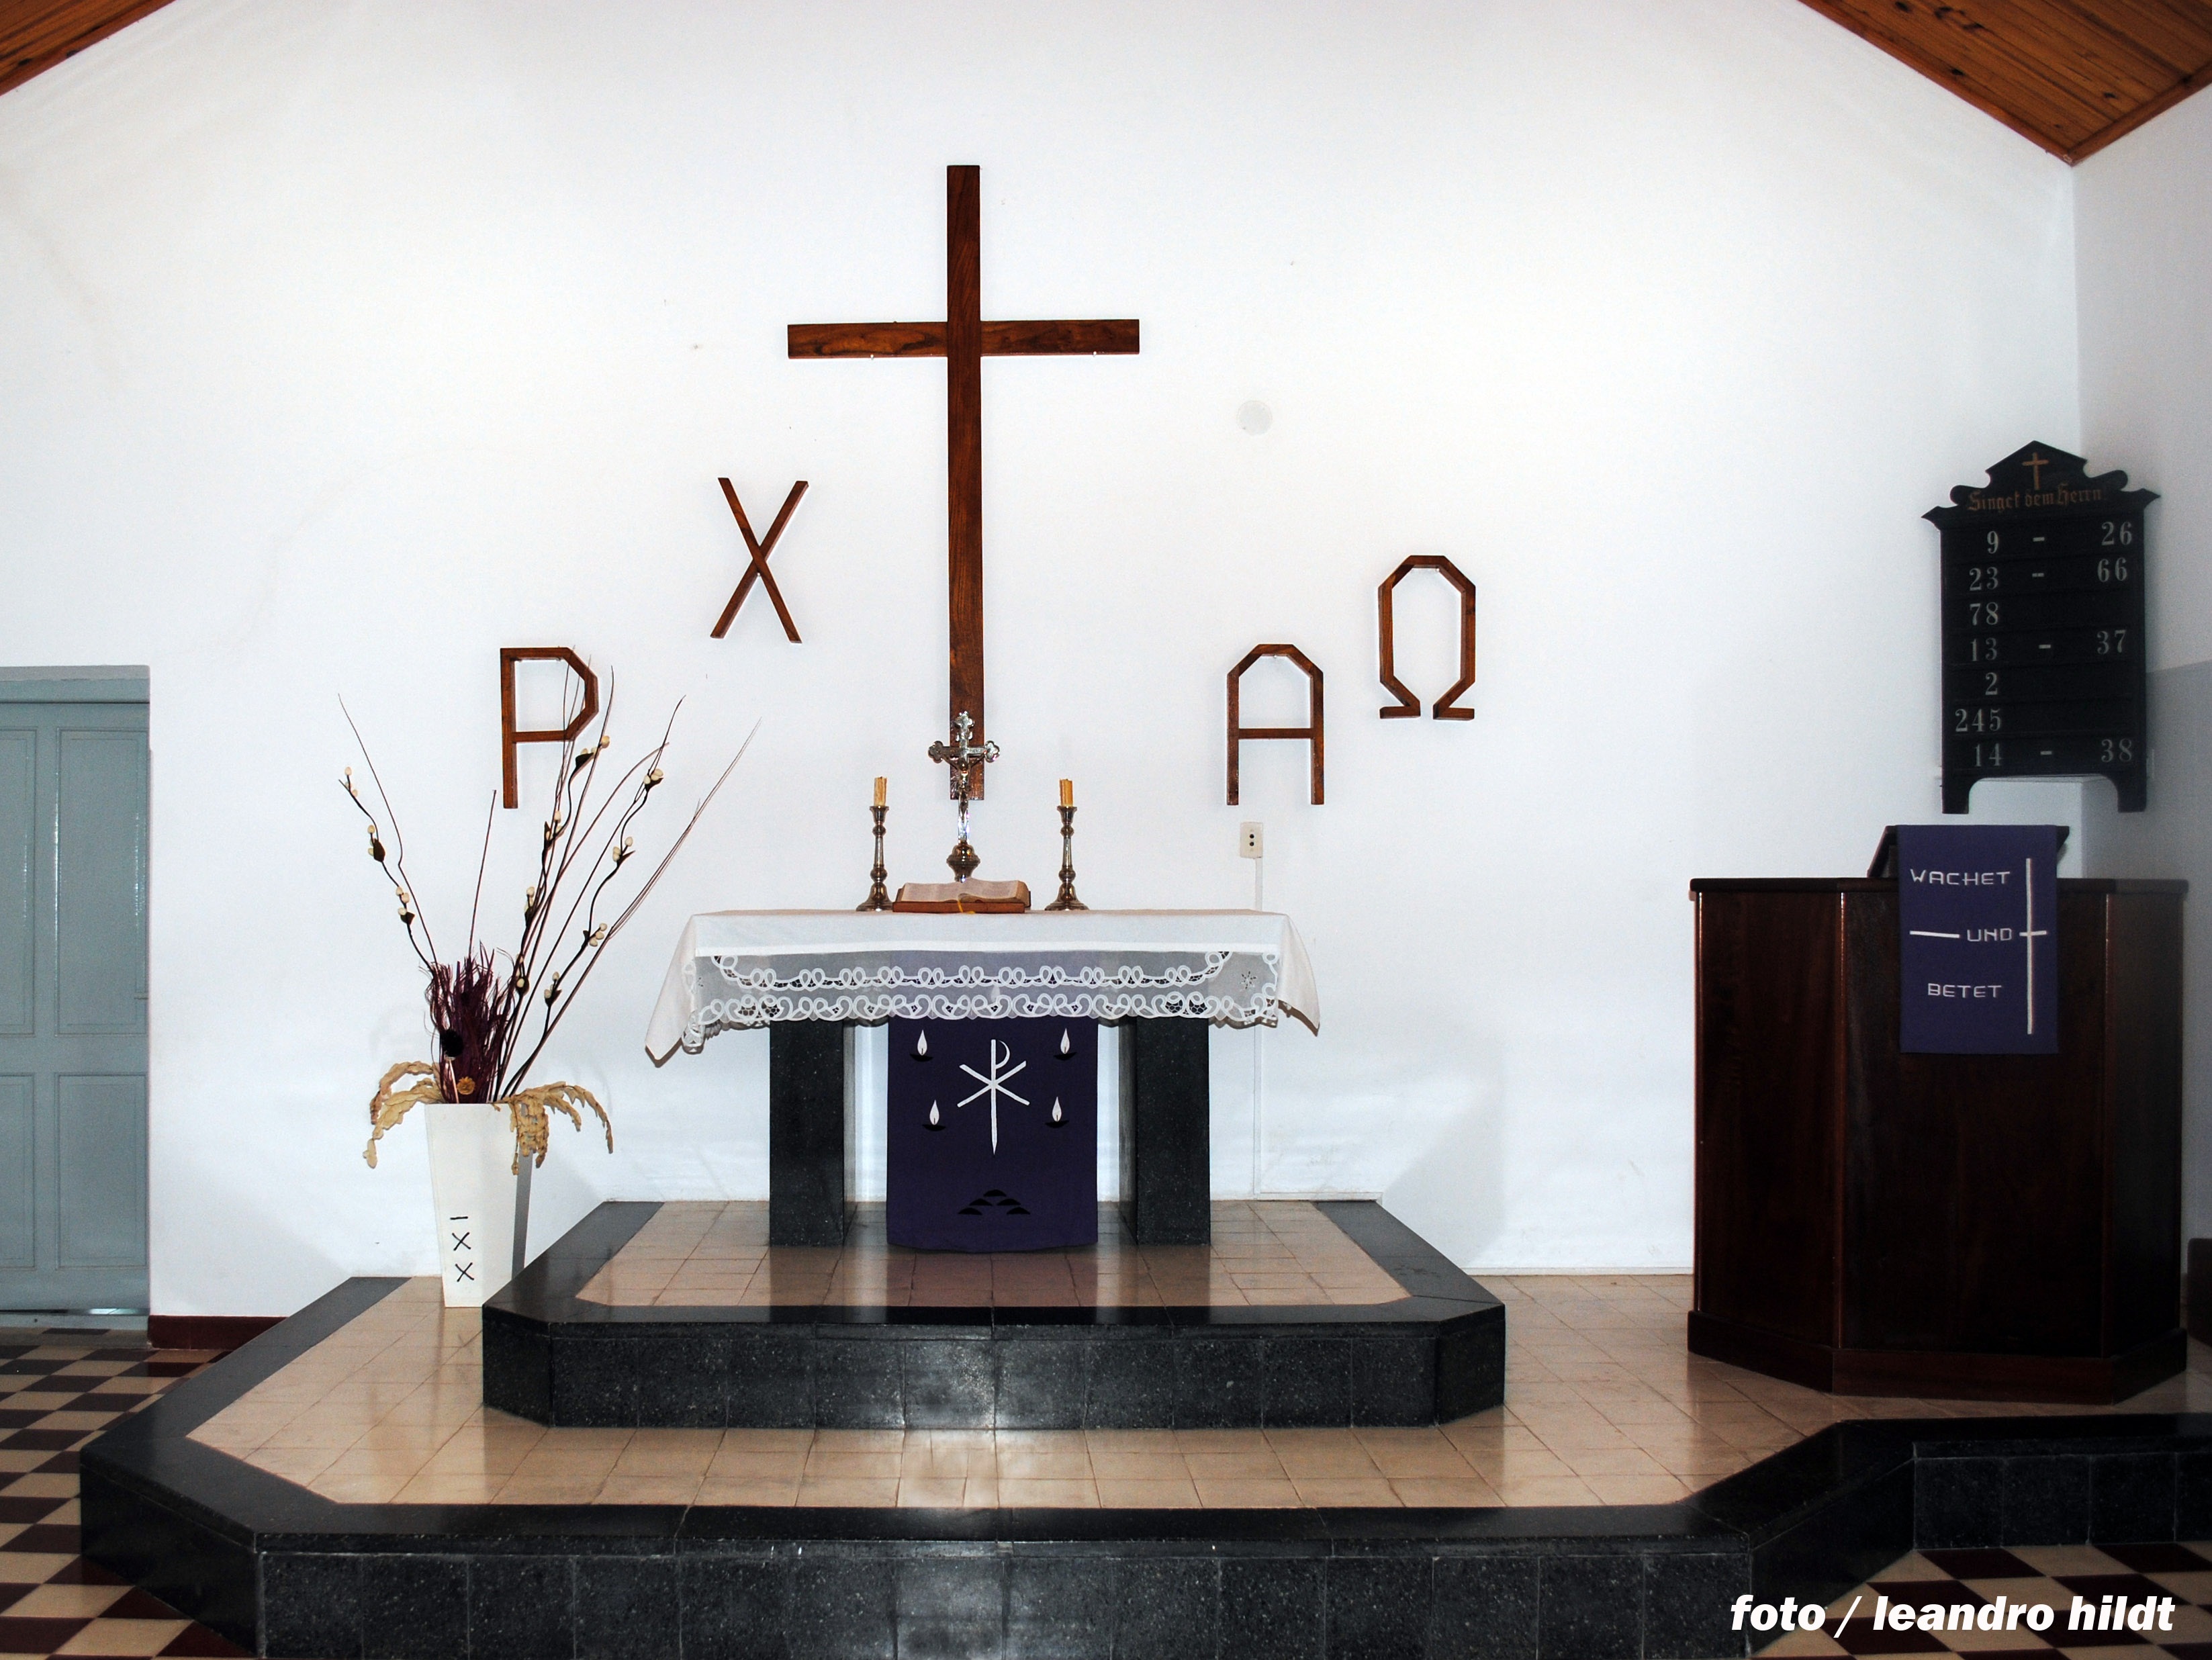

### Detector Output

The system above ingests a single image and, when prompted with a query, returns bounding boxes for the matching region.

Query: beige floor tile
[1360,1444,1477,1479]
[1291,1477,1403,1506]
[5,1583,128,1617]
[599,1474,706,1504]
[995,1454,1092,1480]
[896,1476,968,1508]
[1094,1479,1201,1508]
[54,1618,191,1655]
[696,1477,799,1506]
[1193,1478,1303,1508]
[998,1478,1099,1508]
[1461,1448,1577,1481]
[1089,1452,1191,1482]
[1,1473,79,1501]
[313,1471,412,1503]
[1489,1475,1600,1506]
[493,1473,608,1504]
[803,1451,902,1479]
[393,1472,504,1504]
[1182,1451,1285,1479]
[0,1552,75,1583]
[711,1451,809,1480]
[612,1432,723,1475]
[1580,1474,1690,1505]
[796,1477,901,1506]
[1557,1447,1671,1478]
[1266,1434,1379,1475]
[1389,1477,1499,1507]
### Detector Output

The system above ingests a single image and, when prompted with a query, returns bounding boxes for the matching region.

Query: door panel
[57,1074,145,1268]
[0,1076,32,1270]
[0,731,31,1036]
[56,729,147,1035]
[0,696,148,1310]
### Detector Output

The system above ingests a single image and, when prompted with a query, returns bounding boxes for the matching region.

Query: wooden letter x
[500,647,599,809]
[1377,555,1477,720]
[1227,645,1324,806]
[711,478,809,641]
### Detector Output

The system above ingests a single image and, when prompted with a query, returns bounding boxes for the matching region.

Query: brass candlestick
[1044,804,1087,911]
[856,802,892,911]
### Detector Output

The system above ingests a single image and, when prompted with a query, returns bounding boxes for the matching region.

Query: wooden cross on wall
[790,165,1138,796]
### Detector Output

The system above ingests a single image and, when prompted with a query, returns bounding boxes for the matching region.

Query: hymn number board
[1925,443,2155,813]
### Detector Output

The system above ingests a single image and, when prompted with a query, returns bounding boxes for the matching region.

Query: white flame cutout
[927,1101,939,1127]
[1059,1029,1071,1056]
[1051,1097,1063,1123]
[914,1029,928,1058]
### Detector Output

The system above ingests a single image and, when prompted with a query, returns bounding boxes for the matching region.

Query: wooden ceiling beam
[1800,0,2212,161]
[1,0,175,98]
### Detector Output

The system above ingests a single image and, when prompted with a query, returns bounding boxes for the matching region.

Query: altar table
[646,911,1320,1246]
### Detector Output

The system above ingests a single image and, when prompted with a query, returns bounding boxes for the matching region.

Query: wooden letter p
[500,647,599,809]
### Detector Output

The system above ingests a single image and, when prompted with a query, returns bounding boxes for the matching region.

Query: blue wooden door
[0,690,149,1311]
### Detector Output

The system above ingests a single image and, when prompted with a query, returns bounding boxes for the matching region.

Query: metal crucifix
[927,710,999,880]
[789,165,1139,797]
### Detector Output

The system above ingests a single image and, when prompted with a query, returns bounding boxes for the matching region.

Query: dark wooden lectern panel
[1693,890,1841,1348]
[1841,888,2109,1357]
[1690,877,2183,1403]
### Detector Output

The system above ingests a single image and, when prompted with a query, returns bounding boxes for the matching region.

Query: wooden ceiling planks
[1,0,174,97]
[1800,0,2212,161]
[3,0,2206,168]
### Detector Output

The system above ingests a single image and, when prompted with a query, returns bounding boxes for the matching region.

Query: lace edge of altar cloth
[643,913,1321,1062]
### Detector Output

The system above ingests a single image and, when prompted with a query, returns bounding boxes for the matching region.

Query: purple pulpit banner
[887,1016,1098,1252]
[1897,823,2060,1054]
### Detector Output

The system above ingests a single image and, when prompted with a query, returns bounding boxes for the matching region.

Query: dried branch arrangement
[346,679,753,1171]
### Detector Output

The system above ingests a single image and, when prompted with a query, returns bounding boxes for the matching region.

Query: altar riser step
[89,1430,2212,1660]
[483,1313,1504,1430]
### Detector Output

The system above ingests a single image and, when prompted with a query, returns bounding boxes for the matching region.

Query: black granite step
[479,1200,1508,1430]
[81,1276,2212,1659]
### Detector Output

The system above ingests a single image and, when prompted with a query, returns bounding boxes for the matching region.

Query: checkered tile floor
[1759,1542,2212,1656]
[0,1332,240,1659]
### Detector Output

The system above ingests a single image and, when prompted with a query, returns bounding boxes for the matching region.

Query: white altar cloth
[645,909,1320,1062]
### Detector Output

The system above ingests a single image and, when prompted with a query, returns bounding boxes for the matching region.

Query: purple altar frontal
[887,1015,1097,1251]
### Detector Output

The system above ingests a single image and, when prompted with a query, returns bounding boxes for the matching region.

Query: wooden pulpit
[1689,876,2186,1403]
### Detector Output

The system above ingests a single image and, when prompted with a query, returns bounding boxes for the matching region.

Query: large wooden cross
[790,165,1138,796]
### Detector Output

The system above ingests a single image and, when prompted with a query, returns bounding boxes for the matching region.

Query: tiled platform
[81,1245,2212,1657]
[482,1200,1504,1429]
[193,1273,2212,1512]
[578,1200,1408,1308]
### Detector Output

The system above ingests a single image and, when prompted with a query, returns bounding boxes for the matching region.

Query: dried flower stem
[342,676,751,1143]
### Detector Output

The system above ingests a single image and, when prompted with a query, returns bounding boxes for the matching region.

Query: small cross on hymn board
[2023,450,2051,489]
[790,165,1138,796]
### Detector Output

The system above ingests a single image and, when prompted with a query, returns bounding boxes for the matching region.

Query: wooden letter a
[1227,645,1324,805]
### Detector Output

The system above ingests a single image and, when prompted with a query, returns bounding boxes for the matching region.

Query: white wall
[2076,91,2212,1240]
[0,0,2082,1311]
[2077,89,2212,678]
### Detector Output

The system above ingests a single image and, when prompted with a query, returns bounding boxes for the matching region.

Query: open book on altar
[892,879,1031,913]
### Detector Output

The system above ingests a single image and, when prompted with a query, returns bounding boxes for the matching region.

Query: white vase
[422,1100,519,1308]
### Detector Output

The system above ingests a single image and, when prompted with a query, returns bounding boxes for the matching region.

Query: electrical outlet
[1238,821,1264,859]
